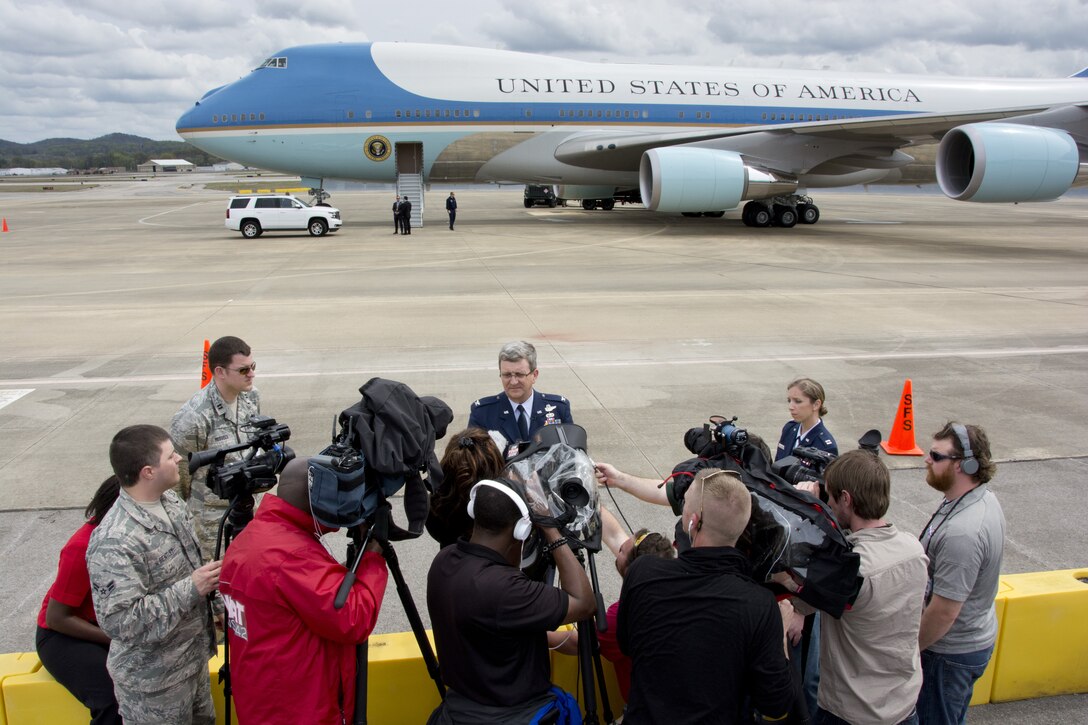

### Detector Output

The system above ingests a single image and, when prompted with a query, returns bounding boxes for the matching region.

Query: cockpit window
[256,57,288,70]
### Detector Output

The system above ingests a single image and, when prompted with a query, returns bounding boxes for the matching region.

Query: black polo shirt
[618,546,793,724]
[427,539,569,707]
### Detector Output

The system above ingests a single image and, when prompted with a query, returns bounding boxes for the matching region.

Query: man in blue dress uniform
[468,341,572,455]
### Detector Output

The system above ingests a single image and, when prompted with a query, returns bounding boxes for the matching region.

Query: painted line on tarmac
[2,345,1086,388]
[0,389,32,409]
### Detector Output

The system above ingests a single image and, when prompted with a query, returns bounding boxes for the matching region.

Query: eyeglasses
[227,363,257,375]
[928,450,961,463]
[500,371,533,381]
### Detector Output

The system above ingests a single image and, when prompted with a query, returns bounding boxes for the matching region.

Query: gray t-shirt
[920,486,1005,654]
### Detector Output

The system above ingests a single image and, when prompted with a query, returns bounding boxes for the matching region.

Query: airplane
[176,42,1088,227]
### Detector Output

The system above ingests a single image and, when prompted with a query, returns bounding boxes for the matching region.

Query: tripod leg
[382,543,446,699]
[352,640,368,725]
[587,625,614,724]
[577,619,600,725]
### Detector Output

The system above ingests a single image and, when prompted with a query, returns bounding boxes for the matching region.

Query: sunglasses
[928,450,961,463]
[227,363,257,375]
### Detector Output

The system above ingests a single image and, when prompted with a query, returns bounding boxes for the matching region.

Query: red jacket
[220,494,388,724]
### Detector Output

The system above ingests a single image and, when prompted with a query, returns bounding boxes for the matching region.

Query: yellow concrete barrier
[366,630,442,724]
[989,568,1088,702]
[0,654,40,725]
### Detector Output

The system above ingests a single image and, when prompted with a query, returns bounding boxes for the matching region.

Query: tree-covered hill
[0,133,226,170]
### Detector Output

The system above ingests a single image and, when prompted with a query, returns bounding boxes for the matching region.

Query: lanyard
[919,486,982,555]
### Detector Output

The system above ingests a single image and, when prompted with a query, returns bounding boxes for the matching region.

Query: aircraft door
[395,143,425,229]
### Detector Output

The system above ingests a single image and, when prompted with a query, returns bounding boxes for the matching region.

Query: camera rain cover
[503,442,599,533]
[671,443,862,618]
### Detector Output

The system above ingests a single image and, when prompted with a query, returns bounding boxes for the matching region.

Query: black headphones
[951,423,980,476]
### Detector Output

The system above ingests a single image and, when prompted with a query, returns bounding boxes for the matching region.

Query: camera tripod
[336,500,445,725]
[545,521,614,725]
[214,491,257,725]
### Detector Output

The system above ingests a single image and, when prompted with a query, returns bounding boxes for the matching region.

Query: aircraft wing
[553,103,1088,174]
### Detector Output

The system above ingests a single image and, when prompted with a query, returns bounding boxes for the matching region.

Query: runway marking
[2,346,1085,388]
[0,389,32,409]
[138,201,217,226]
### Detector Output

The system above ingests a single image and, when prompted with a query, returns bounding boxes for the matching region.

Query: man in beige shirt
[790,450,928,725]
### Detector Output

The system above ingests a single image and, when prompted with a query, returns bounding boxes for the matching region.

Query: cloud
[0,0,1084,143]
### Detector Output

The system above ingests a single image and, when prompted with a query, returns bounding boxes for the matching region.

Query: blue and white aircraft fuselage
[176,43,1088,226]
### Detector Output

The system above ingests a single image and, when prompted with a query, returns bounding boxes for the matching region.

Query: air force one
[176,42,1088,227]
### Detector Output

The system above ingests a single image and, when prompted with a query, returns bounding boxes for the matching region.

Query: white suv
[225,194,342,238]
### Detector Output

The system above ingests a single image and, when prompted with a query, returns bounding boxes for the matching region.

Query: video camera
[771,429,882,496]
[187,415,294,501]
[668,414,864,618]
[504,424,601,563]
[308,377,453,540]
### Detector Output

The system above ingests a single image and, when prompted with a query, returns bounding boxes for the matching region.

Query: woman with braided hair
[426,427,505,548]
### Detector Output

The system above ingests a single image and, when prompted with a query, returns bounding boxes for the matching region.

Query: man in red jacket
[220,457,388,725]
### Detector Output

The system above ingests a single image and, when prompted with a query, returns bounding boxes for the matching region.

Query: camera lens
[559,479,590,507]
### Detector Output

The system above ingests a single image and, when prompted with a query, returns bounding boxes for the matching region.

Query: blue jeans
[917,646,993,724]
[815,706,919,725]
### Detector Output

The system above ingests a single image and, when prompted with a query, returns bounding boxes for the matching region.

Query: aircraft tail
[1071,66,1088,78]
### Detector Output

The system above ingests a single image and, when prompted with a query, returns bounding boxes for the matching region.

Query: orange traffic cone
[2,218,8,233]
[881,379,924,455]
[200,339,212,389]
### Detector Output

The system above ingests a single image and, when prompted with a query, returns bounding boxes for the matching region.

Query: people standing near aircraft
[776,377,837,717]
[86,425,220,725]
[170,335,262,561]
[36,475,124,725]
[446,192,457,230]
[392,195,401,234]
[399,195,412,234]
[468,341,573,456]
[917,422,1004,725]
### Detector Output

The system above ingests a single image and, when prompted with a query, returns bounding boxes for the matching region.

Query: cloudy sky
[1,0,1085,144]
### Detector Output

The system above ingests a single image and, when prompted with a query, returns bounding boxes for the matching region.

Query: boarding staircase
[396,173,424,229]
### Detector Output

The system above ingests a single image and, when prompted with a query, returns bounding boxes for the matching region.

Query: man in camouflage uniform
[87,424,221,725]
[171,335,262,560]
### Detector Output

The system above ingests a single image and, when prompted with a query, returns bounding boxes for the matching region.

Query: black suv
[523,184,557,208]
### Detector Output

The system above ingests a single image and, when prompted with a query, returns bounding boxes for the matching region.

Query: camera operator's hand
[778,599,797,657]
[785,606,805,647]
[192,560,222,596]
[795,481,820,497]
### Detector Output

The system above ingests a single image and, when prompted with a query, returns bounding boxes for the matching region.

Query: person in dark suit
[446,192,457,230]
[776,377,838,461]
[399,195,412,234]
[468,341,572,456]
[391,195,401,234]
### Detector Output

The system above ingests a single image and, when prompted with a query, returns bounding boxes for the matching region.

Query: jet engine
[937,122,1080,203]
[639,147,797,213]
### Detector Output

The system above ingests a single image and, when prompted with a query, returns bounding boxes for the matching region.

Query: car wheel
[241,220,261,238]
[548,199,557,208]
[309,219,328,237]
[582,199,595,210]
[524,199,533,208]
[602,199,615,210]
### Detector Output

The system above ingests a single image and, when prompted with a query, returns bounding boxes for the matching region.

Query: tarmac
[1,175,1086,721]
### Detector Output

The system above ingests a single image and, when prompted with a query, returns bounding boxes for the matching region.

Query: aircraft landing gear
[308,186,331,207]
[581,198,616,210]
[742,195,819,228]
